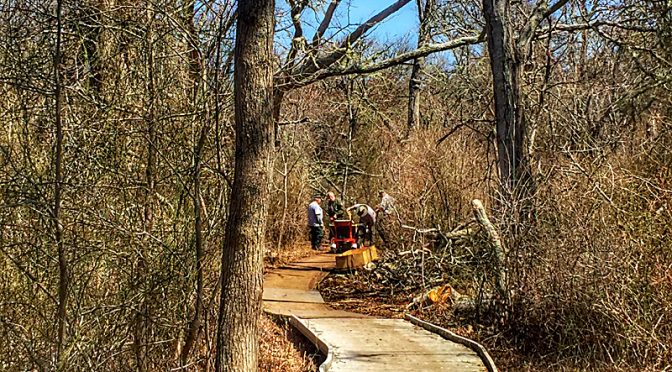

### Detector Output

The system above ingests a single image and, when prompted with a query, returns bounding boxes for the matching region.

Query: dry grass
[258,315,322,372]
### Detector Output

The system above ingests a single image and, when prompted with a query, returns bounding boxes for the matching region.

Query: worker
[375,190,395,245]
[326,191,345,220]
[347,203,376,245]
[307,194,324,250]
[377,190,395,215]
[325,191,345,241]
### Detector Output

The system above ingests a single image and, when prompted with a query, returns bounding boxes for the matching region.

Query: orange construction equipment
[330,219,359,253]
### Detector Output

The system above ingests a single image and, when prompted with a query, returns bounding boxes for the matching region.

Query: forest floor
[258,314,323,372]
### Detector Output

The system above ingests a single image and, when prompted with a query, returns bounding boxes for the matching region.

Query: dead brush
[500,143,672,369]
[323,217,503,307]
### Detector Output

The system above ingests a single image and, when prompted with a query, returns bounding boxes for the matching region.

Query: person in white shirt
[375,190,395,245]
[307,195,324,250]
[347,204,376,245]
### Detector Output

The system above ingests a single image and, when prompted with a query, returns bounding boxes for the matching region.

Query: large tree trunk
[407,0,433,132]
[482,0,532,203]
[215,0,276,370]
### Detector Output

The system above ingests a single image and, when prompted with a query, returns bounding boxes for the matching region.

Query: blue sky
[277,1,420,49]
[341,1,418,41]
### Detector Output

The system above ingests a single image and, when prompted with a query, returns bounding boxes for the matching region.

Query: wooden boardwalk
[263,253,489,371]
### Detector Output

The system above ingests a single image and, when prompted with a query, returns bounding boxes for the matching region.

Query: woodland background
[0,0,670,370]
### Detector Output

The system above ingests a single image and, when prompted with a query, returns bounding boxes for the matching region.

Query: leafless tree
[215,0,276,370]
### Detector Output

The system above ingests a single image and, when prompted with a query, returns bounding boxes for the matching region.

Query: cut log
[335,245,379,270]
[407,285,461,309]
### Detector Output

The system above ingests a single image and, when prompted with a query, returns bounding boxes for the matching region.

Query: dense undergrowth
[258,315,321,372]
[314,123,671,369]
[1,1,670,369]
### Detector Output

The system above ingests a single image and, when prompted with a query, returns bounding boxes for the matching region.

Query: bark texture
[215,0,275,370]
[483,0,528,196]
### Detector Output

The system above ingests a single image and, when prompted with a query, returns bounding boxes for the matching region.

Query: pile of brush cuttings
[322,221,496,314]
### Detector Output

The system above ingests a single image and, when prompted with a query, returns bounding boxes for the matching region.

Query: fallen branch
[471,199,507,302]
[401,225,474,239]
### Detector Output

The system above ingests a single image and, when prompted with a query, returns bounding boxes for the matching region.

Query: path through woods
[263,254,489,371]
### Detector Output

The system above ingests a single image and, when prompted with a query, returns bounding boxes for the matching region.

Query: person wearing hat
[346,203,376,245]
[307,194,324,250]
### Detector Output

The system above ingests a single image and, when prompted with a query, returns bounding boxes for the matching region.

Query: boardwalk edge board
[289,315,334,372]
[404,313,499,372]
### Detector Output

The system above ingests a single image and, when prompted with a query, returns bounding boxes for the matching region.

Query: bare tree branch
[544,20,658,34]
[518,0,570,50]
[283,33,482,89]
[286,0,309,67]
[292,0,413,79]
[311,0,342,47]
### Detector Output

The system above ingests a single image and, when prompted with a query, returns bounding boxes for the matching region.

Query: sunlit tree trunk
[482,0,532,207]
[215,0,276,370]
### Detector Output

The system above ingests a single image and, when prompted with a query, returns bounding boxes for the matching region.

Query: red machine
[330,219,359,253]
